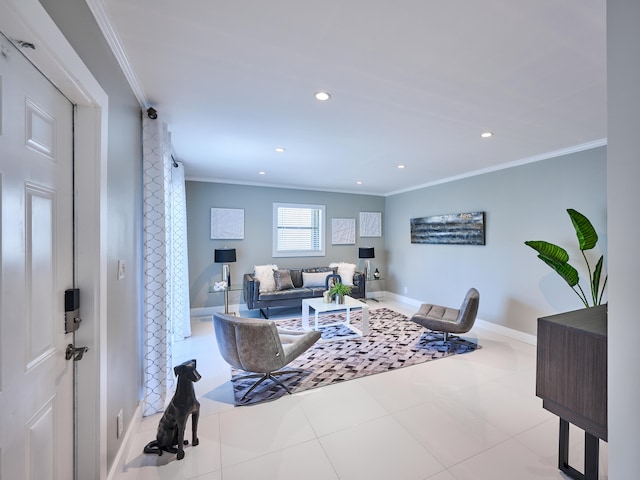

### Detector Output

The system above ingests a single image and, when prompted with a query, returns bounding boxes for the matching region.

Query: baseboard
[106,402,143,480]
[474,319,537,346]
[190,306,220,317]
[382,291,423,308]
[190,302,247,318]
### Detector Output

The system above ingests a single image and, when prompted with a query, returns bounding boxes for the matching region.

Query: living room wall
[385,146,607,336]
[186,182,385,309]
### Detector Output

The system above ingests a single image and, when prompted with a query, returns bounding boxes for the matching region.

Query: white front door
[0,32,74,479]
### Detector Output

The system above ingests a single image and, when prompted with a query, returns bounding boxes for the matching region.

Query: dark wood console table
[536,304,607,480]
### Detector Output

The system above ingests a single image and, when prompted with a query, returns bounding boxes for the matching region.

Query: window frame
[272,202,326,257]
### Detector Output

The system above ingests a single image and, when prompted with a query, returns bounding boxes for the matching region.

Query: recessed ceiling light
[314,91,331,101]
[397,164,406,169]
[356,181,363,185]
[481,132,493,138]
[275,147,285,153]
[258,171,266,175]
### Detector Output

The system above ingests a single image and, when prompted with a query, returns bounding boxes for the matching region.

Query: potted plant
[524,208,607,308]
[329,282,352,304]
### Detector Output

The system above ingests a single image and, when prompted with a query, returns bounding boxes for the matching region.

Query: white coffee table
[302,296,369,337]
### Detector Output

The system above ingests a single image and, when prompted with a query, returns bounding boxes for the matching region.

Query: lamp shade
[358,247,375,259]
[214,248,236,263]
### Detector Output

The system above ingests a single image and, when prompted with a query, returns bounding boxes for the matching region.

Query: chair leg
[271,368,303,376]
[241,375,271,400]
[234,372,264,381]
[264,373,294,395]
[238,368,304,400]
[428,331,458,352]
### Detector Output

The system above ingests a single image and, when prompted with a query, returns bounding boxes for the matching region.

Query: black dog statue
[143,359,201,460]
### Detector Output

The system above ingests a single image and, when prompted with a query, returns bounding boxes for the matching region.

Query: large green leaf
[524,240,569,263]
[524,209,606,307]
[568,209,598,251]
[592,255,604,304]
[598,275,608,305]
[538,255,580,287]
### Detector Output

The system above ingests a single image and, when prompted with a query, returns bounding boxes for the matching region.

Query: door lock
[66,344,89,361]
[64,288,82,333]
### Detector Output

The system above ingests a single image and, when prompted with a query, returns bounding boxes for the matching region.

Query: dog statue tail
[143,439,188,456]
[143,440,164,456]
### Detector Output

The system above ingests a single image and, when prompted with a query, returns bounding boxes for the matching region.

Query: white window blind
[273,203,325,257]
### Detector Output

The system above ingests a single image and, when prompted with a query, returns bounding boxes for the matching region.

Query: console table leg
[558,418,600,480]
[559,418,570,473]
[584,432,599,480]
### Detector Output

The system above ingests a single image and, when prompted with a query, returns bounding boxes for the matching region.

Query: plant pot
[335,294,345,304]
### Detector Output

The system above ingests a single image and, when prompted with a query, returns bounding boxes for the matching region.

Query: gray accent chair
[213,312,321,400]
[410,288,480,351]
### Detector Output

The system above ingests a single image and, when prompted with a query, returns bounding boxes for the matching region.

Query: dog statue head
[174,359,201,383]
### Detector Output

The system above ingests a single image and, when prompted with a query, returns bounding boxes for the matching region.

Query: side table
[364,276,384,302]
[208,284,243,315]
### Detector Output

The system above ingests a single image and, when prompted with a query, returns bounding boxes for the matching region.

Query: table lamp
[214,248,237,287]
[358,247,375,281]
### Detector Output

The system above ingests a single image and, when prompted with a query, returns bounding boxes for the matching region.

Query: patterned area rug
[231,308,479,406]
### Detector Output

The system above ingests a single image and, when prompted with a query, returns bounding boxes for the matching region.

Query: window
[273,203,325,257]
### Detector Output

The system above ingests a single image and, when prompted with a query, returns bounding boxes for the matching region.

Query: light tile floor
[114,299,608,480]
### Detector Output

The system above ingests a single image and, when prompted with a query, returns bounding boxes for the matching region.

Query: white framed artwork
[360,211,382,237]
[211,208,244,239]
[332,218,356,244]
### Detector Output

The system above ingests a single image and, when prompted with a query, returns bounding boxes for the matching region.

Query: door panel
[26,398,56,480]
[26,185,56,369]
[0,32,74,480]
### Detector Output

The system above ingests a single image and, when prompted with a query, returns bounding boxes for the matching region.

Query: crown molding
[385,139,608,197]
[85,0,148,107]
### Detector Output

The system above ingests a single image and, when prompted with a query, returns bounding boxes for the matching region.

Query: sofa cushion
[302,271,330,288]
[330,262,356,286]
[273,269,295,291]
[254,264,278,293]
[259,287,315,301]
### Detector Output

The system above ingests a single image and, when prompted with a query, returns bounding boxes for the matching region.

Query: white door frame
[0,1,108,478]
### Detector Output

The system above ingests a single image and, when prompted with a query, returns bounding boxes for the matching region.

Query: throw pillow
[302,271,329,288]
[329,262,356,286]
[254,264,278,293]
[273,269,294,291]
[289,269,303,288]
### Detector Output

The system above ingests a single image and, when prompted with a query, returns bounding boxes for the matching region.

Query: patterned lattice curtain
[142,115,191,416]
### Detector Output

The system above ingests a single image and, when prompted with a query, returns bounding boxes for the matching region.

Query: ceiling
[97,0,606,196]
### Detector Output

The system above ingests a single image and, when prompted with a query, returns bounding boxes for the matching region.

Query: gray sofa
[243,266,366,318]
